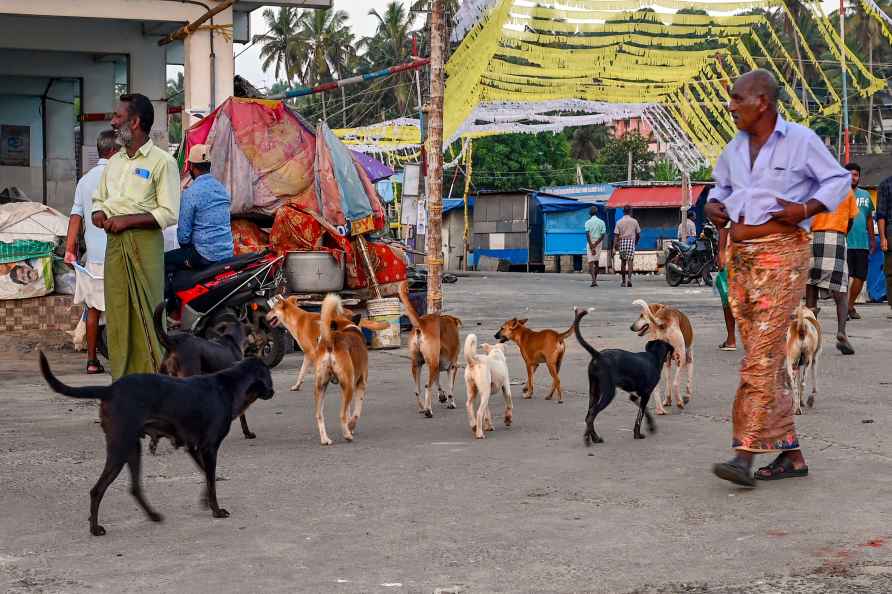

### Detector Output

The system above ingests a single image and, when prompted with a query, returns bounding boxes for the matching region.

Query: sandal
[86,359,105,375]
[754,455,808,481]
[719,342,737,351]
[713,459,756,487]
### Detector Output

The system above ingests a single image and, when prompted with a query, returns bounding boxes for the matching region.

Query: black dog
[154,304,257,442]
[572,308,674,445]
[39,351,274,536]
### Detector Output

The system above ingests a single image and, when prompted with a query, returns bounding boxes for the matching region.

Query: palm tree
[290,8,354,122]
[364,2,417,116]
[166,72,184,145]
[254,7,298,84]
[847,0,892,151]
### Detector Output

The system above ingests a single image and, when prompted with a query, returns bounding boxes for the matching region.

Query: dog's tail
[319,293,341,353]
[398,280,423,330]
[795,305,809,341]
[557,318,576,340]
[572,308,599,359]
[39,351,112,400]
[464,333,478,367]
[153,302,173,351]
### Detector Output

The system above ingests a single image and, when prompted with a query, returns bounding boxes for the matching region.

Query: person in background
[678,210,697,244]
[64,129,116,374]
[805,186,858,354]
[92,93,180,380]
[614,204,640,287]
[584,206,606,287]
[877,174,892,317]
[164,144,233,275]
[715,223,736,351]
[705,69,849,486]
[844,163,875,320]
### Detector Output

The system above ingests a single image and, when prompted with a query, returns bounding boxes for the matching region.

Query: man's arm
[66,182,86,263]
[91,168,110,228]
[150,156,181,229]
[878,181,890,252]
[103,213,159,234]
[177,188,195,246]
[803,133,851,214]
[868,200,876,251]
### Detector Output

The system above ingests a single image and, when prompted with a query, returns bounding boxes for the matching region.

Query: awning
[443,197,475,215]
[607,185,706,209]
[534,194,592,213]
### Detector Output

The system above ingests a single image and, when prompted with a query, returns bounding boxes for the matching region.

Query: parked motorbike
[664,222,718,287]
[167,250,288,367]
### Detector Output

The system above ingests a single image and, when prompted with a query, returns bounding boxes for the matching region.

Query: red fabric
[608,185,707,209]
[269,204,325,254]
[231,220,270,255]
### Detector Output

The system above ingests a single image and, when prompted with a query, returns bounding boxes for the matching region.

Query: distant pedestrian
[877,174,892,317]
[614,205,640,287]
[678,210,697,244]
[705,69,849,486]
[843,163,875,320]
[805,187,858,354]
[584,206,606,287]
[64,129,116,374]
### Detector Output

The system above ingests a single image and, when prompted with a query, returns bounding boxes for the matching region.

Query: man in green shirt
[844,163,875,320]
[584,206,606,287]
[92,93,180,379]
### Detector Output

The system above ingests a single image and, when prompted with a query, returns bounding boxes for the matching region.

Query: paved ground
[3,273,892,593]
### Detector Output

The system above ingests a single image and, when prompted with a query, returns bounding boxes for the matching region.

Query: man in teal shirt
[584,206,606,287]
[845,163,875,319]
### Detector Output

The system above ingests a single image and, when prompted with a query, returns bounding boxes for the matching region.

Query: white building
[0,0,330,211]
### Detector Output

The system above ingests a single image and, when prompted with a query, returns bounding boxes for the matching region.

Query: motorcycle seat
[170,251,268,292]
[673,241,695,252]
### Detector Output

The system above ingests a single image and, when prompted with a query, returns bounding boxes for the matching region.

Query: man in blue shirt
[584,206,606,287]
[164,144,233,275]
[844,162,875,320]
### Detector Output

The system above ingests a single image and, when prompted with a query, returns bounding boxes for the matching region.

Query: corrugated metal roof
[607,185,706,209]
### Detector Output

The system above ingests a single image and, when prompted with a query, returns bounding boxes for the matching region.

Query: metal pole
[627,151,633,182]
[840,0,850,162]
[425,0,446,313]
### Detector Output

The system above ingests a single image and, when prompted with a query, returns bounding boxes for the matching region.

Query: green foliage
[691,165,714,182]
[652,159,680,182]
[166,73,184,146]
[467,133,579,191]
[596,132,654,181]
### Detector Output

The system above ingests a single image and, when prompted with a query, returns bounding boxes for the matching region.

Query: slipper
[719,342,737,351]
[848,309,861,320]
[836,336,855,355]
[86,359,105,375]
[712,459,756,487]
[755,455,808,481]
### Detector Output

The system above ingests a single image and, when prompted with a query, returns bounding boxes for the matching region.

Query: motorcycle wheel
[252,317,287,368]
[665,258,684,287]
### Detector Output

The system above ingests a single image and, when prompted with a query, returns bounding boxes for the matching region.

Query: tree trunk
[426,0,446,313]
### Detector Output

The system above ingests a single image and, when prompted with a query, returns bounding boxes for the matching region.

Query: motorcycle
[166,250,288,367]
[664,222,718,287]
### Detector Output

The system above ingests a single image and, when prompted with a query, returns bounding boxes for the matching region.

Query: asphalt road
[3,272,892,593]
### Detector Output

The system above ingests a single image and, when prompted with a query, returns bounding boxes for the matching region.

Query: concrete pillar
[184,6,234,127]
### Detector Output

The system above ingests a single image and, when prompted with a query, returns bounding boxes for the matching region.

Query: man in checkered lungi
[805,189,858,355]
[614,205,640,287]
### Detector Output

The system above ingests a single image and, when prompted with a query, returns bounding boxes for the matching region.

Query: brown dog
[494,317,573,402]
[398,281,462,417]
[629,299,694,414]
[308,293,369,445]
[266,296,386,392]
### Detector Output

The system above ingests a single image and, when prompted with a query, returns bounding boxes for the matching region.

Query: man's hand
[705,201,729,227]
[92,211,107,229]
[770,198,809,226]
[103,216,130,234]
[64,251,77,265]
[882,236,889,252]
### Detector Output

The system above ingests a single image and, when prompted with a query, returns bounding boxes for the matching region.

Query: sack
[0,255,53,300]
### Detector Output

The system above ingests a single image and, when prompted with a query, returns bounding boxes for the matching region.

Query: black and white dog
[572,308,674,445]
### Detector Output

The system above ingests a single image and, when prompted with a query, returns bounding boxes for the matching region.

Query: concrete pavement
[2,273,892,593]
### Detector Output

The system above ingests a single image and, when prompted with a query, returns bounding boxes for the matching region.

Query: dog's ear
[286,296,299,305]
[517,318,528,325]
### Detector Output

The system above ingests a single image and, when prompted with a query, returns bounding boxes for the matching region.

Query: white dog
[786,305,822,414]
[463,333,513,439]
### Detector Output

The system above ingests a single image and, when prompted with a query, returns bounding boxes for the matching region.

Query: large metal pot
[284,251,345,293]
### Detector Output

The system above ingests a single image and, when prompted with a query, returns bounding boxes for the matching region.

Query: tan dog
[304,293,369,445]
[266,296,386,392]
[786,305,822,414]
[494,317,573,402]
[630,299,694,414]
[398,281,462,418]
[463,334,513,439]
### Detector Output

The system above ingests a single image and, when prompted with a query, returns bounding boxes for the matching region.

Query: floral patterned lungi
[727,230,810,452]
